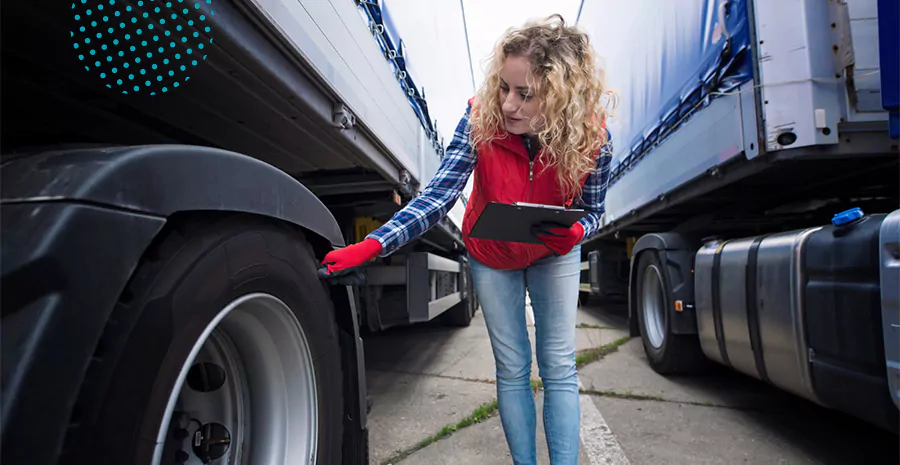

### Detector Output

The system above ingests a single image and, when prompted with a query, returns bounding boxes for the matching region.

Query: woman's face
[499,54,543,135]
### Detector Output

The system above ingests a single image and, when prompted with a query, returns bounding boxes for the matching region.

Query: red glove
[537,222,584,256]
[320,238,383,275]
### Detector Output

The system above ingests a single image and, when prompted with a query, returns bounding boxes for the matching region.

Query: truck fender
[1,144,345,247]
[629,232,699,337]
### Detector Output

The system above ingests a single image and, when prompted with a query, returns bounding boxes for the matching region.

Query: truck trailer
[0,0,476,464]
[577,0,899,432]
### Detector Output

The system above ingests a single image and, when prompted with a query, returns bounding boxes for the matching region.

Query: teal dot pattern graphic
[71,0,214,95]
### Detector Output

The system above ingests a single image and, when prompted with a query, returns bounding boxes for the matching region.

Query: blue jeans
[469,246,581,465]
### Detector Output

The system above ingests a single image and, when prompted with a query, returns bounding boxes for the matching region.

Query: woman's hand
[535,222,584,256]
[320,238,383,275]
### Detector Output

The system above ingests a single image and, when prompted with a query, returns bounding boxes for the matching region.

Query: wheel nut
[186,362,226,392]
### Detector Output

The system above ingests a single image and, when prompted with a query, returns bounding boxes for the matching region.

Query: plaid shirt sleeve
[366,104,476,257]
[575,131,613,240]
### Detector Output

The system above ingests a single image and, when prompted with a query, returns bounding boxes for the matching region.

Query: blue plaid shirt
[367,103,613,257]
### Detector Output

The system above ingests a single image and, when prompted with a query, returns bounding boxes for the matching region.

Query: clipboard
[468,202,589,244]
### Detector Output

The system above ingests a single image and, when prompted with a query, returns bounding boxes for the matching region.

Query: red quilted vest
[461,100,597,270]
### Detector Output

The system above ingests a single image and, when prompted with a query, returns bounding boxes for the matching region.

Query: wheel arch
[1,144,345,247]
[628,232,700,338]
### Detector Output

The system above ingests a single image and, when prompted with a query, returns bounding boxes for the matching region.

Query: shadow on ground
[581,335,899,465]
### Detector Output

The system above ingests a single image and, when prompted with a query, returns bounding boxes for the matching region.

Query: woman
[322,14,613,465]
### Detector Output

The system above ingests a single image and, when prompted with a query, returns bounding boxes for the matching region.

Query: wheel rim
[152,293,318,465]
[641,265,667,349]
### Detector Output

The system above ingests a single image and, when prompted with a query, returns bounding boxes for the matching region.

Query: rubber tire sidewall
[635,250,672,369]
[67,216,343,465]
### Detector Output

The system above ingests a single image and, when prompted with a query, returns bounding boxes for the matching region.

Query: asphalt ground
[362,299,899,465]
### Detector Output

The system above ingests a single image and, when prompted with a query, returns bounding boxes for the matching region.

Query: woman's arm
[575,132,613,241]
[366,104,477,256]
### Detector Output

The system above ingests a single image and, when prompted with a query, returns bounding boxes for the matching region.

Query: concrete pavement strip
[591,395,812,465]
[367,371,498,464]
[365,313,629,385]
[578,339,802,412]
[578,338,899,464]
[398,391,595,465]
[365,315,633,465]
[587,395,898,465]
[580,389,630,465]
[396,414,512,464]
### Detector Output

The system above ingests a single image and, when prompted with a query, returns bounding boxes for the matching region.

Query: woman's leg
[526,245,582,464]
[468,256,536,465]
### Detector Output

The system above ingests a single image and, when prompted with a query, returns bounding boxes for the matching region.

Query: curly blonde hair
[470,14,614,199]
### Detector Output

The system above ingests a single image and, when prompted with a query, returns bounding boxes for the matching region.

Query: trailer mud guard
[629,232,699,337]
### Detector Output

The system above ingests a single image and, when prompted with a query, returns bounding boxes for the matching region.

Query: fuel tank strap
[746,235,770,383]
[711,240,732,368]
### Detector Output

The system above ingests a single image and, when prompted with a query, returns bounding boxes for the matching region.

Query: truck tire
[635,250,707,374]
[441,262,476,327]
[61,215,345,465]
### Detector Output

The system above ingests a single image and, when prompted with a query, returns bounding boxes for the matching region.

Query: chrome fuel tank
[695,228,823,404]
